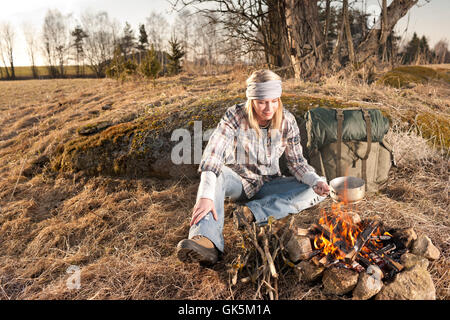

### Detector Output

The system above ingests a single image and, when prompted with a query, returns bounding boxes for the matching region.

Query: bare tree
[146,11,170,67]
[285,0,325,79]
[355,0,419,65]
[42,9,72,77]
[171,1,290,71]
[172,9,193,62]
[433,39,449,64]
[81,11,118,77]
[23,22,39,78]
[0,22,16,79]
[0,44,9,79]
[172,0,421,79]
[190,13,220,67]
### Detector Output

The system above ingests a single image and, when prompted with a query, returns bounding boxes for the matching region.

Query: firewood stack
[229,212,295,300]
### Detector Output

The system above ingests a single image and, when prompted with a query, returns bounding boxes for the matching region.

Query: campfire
[288,198,440,299]
[299,201,406,281]
[231,189,440,300]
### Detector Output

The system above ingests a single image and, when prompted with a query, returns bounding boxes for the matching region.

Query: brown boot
[233,205,255,230]
[176,235,219,265]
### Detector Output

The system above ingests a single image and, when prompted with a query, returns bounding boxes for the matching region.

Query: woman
[176,69,330,265]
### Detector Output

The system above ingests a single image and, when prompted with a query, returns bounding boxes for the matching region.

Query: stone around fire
[296,260,325,282]
[375,264,436,300]
[286,235,312,262]
[400,253,429,270]
[322,267,359,296]
[411,235,441,261]
[394,227,417,249]
[352,271,383,300]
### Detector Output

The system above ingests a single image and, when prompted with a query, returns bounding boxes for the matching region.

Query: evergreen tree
[137,24,149,51]
[106,45,125,80]
[167,36,185,75]
[120,22,136,58]
[419,36,431,63]
[140,44,161,84]
[403,32,421,64]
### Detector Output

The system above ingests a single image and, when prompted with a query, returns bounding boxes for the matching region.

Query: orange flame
[313,201,364,260]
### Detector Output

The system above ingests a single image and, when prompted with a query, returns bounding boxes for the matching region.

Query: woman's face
[253,98,279,123]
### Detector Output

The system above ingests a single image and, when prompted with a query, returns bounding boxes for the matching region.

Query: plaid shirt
[198,103,323,199]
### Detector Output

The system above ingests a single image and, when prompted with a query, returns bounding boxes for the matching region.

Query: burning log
[311,223,351,259]
[325,259,340,268]
[383,255,404,272]
[345,220,380,262]
[378,243,396,255]
[310,223,331,239]
[366,243,404,273]
[370,235,392,241]
[350,261,365,273]
[368,252,387,270]
[310,255,322,266]
[355,254,373,269]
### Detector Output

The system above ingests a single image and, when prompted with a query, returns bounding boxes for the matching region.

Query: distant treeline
[0,65,96,80]
[1,2,449,81]
[0,9,199,81]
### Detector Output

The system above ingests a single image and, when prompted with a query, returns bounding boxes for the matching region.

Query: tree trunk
[381,0,388,62]
[324,0,331,47]
[1,53,10,79]
[343,0,356,66]
[331,9,345,69]
[10,60,15,79]
[31,65,38,79]
[356,0,418,64]
[284,0,324,79]
[263,0,290,70]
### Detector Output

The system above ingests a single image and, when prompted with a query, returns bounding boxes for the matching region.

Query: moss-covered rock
[51,96,244,179]
[378,66,450,89]
[281,93,361,116]
[415,112,450,150]
[77,121,112,136]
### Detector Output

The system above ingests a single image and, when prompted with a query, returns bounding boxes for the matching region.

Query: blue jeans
[189,166,326,252]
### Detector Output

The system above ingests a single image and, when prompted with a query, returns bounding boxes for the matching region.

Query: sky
[0,0,448,66]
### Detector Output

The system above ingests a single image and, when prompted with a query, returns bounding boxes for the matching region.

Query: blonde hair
[245,69,283,137]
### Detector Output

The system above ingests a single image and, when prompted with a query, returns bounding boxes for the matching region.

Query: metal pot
[329,176,365,204]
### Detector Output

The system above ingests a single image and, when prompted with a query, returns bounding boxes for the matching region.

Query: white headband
[246,80,282,100]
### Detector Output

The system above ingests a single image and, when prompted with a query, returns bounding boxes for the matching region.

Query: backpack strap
[336,109,344,177]
[361,109,372,191]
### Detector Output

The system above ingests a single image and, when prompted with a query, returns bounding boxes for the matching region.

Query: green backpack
[298,107,395,193]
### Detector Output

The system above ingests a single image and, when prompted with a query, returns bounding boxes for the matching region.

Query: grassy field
[1,65,97,79]
[0,66,448,300]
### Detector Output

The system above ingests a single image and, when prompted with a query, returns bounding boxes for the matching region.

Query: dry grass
[0,67,449,300]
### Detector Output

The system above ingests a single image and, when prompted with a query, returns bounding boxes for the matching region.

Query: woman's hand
[313,181,330,197]
[190,198,218,226]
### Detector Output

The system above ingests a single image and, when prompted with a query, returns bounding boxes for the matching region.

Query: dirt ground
[0,70,448,299]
